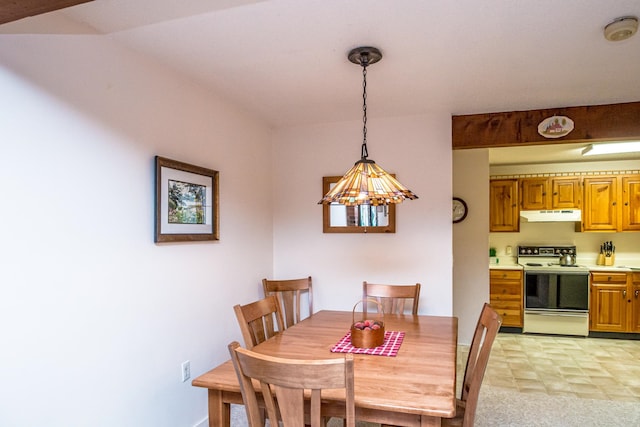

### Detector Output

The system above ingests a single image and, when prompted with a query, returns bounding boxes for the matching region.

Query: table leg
[207,389,230,427]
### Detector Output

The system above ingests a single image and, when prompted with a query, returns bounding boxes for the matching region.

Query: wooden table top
[193,310,458,419]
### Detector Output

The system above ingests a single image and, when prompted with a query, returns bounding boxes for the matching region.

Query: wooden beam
[0,0,93,25]
[452,101,640,149]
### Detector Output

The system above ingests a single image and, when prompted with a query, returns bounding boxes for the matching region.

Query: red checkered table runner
[330,331,405,357]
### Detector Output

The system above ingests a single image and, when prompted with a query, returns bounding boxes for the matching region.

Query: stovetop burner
[518,245,588,273]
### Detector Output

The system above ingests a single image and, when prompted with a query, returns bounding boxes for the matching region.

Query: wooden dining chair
[362,281,421,315]
[228,341,355,427]
[443,303,502,427]
[262,276,313,328]
[233,295,285,349]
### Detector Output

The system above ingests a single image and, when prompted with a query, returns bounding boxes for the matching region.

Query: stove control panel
[518,245,576,256]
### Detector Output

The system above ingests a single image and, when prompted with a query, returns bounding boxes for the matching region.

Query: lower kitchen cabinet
[590,271,640,332]
[633,273,640,333]
[490,269,523,327]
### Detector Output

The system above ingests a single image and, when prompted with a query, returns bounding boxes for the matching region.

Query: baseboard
[588,331,640,340]
[193,416,208,427]
[498,327,522,334]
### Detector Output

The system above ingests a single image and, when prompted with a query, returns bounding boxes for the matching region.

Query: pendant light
[318,47,418,206]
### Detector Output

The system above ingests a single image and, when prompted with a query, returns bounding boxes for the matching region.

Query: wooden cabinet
[490,179,519,232]
[590,272,627,331]
[490,269,523,327]
[492,173,638,233]
[583,177,618,231]
[590,271,640,332]
[632,273,640,333]
[552,177,582,209]
[520,177,582,210]
[582,174,640,232]
[621,175,640,231]
[520,178,548,210]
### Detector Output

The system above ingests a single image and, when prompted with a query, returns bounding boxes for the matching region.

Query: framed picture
[155,156,219,242]
[321,176,396,233]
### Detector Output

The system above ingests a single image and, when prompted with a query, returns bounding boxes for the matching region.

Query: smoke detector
[604,16,638,41]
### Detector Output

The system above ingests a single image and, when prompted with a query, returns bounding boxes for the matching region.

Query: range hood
[520,209,582,222]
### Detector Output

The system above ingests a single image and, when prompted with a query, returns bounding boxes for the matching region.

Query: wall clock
[452,197,468,223]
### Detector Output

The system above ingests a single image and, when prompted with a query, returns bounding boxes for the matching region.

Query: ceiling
[2,0,640,165]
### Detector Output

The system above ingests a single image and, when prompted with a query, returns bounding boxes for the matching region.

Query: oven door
[524,271,589,312]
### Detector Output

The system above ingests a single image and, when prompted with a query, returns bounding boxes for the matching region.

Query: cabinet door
[489,270,523,327]
[590,272,628,332]
[621,175,640,231]
[551,177,581,209]
[520,178,548,210]
[583,177,617,231]
[490,180,519,232]
[632,274,640,333]
[590,284,627,331]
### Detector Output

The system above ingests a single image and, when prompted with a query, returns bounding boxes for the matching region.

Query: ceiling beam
[452,101,640,149]
[0,0,93,25]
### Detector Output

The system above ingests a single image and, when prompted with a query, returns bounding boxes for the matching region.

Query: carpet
[231,385,640,426]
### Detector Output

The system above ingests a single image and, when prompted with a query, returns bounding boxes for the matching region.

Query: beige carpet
[232,388,640,426]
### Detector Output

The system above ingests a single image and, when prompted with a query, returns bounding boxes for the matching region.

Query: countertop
[489,263,640,272]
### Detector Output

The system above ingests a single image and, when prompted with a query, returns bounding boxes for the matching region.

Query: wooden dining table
[192,310,458,427]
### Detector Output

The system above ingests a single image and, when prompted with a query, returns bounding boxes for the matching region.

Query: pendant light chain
[317,46,418,206]
[361,58,369,160]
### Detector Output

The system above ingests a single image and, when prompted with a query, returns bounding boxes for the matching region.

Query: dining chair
[228,341,355,427]
[233,295,285,349]
[262,276,313,328]
[362,281,421,315]
[442,303,502,427]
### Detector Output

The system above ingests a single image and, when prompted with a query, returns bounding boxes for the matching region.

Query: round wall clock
[452,197,468,223]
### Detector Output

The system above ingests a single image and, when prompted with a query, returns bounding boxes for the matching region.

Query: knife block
[596,254,605,265]
[604,254,615,266]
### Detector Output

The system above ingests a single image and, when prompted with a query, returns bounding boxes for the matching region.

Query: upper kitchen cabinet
[520,178,547,210]
[582,174,640,232]
[520,177,581,210]
[552,177,582,209]
[622,175,640,231]
[490,179,519,232]
[583,176,618,231]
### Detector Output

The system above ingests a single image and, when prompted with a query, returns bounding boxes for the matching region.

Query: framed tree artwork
[155,156,219,242]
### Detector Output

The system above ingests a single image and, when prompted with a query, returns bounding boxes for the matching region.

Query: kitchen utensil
[559,253,576,266]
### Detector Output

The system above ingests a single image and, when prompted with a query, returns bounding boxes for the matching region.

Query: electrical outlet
[181,360,190,382]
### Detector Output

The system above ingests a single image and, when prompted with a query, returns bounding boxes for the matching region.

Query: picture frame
[155,156,219,242]
[322,176,396,233]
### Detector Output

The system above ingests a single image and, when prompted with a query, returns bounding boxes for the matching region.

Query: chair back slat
[228,341,355,427]
[233,295,285,349]
[362,281,421,315]
[263,276,313,328]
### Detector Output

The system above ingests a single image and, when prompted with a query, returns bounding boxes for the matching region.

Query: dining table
[192,310,458,427]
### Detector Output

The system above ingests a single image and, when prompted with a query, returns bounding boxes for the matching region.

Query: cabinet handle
[635,290,639,298]
[625,202,629,206]
[612,202,617,206]
[623,290,627,297]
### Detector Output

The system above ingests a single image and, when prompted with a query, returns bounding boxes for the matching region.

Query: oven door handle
[526,311,588,317]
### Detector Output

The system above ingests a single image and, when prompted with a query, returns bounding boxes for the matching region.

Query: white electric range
[518,245,589,337]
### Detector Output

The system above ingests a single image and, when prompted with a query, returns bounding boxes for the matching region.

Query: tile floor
[459,332,640,402]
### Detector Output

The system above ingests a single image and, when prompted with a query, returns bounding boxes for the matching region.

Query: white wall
[452,149,490,344]
[272,114,454,316]
[0,33,273,426]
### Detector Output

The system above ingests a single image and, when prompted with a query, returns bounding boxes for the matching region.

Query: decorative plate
[538,115,574,139]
